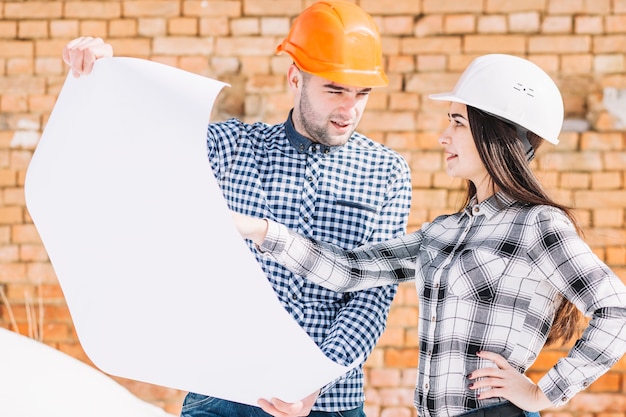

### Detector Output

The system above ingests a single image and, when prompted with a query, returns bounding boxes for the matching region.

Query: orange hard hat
[276,0,388,88]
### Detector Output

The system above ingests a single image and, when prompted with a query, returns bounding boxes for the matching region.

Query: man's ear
[287,64,301,89]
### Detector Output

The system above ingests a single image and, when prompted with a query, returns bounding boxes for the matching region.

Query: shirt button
[303,216,309,222]
[431,316,436,322]
[292,294,298,301]
[561,396,568,402]
[307,176,313,182]
[472,206,480,214]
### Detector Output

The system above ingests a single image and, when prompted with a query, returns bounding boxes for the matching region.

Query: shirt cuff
[537,369,576,407]
[257,220,288,255]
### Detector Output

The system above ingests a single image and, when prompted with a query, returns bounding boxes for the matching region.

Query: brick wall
[0,1,625,416]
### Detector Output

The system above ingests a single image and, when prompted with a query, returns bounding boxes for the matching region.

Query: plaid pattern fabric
[260,192,626,417]
[207,116,412,411]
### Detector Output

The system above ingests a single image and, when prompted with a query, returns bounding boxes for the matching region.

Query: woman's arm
[232,212,421,292]
[528,208,626,406]
[232,212,268,244]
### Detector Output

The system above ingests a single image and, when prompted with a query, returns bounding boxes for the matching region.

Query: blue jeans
[180,393,365,417]
[455,401,540,417]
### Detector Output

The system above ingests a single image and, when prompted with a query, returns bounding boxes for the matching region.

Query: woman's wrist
[250,218,269,245]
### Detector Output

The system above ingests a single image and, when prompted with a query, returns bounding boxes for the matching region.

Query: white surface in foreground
[0,328,176,417]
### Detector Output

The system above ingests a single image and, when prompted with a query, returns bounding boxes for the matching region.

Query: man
[62,2,412,417]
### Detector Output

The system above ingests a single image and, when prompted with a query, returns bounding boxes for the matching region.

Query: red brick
[0,40,33,58]
[4,2,62,19]
[230,17,261,36]
[361,1,421,15]
[606,15,626,33]
[509,12,540,33]
[0,262,27,282]
[423,0,483,13]
[79,21,107,38]
[415,15,444,37]
[18,21,49,39]
[593,209,624,227]
[575,16,604,34]
[385,348,419,368]
[595,55,625,73]
[529,35,591,53]
[380,16,415,36]
[109,19,139,37]
[477,15,507,33]
[65,1,122,19]
[50,20,79,38]
[560,172,590,189]
[605,152,626,170]
[485,0,546,12]
[199,17,229,36]
[243,1,303,16]
[444,14,476,34]
[561,54,593,74]
[168,17,198,35]
[0,245,19,263]
[464,35,526,53]
[401,37,462,55]
[541,16,573,34]
[215,36,276,56]
[0,21,18,38]
[377,327,405,347]
[591,172,623,189]
[137,18,167,37]
[184,1,241,17]
[368,369,400,387]
[122,1,179,18]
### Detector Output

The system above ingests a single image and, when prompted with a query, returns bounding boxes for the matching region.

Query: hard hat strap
[480,109,536,162]
[515,125,536,162]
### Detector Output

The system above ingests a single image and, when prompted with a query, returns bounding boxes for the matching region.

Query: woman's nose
[438,129,450,145]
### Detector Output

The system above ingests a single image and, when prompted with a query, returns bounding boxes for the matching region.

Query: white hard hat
[429,54,564,145]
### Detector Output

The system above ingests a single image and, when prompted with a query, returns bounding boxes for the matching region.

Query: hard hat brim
[428,91,561,145]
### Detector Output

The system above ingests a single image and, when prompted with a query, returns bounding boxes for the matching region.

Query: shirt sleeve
[527,208,626,406]
[259,220,421,291]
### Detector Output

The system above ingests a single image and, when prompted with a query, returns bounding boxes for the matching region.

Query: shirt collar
[463,191,517,220]
[285,110,340,155]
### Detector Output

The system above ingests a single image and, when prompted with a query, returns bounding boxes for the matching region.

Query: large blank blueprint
[25,57,355,406]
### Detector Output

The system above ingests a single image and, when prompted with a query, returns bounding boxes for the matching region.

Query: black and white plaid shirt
[259,192,626,417]
[207,115,412,411]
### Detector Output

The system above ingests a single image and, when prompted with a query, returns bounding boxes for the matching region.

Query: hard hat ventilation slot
[514,83,535,97]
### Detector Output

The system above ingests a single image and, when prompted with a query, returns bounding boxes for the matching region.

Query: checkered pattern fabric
[206,116,412,411]
[260,192,626,417]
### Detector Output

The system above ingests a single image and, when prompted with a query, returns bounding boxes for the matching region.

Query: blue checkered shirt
[207,115,412,411]
[258,192,626,417]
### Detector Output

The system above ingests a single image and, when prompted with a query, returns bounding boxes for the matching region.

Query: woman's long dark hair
[465,105,583,346]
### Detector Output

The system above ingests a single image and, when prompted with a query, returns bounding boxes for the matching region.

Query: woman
[234,54,626,417]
